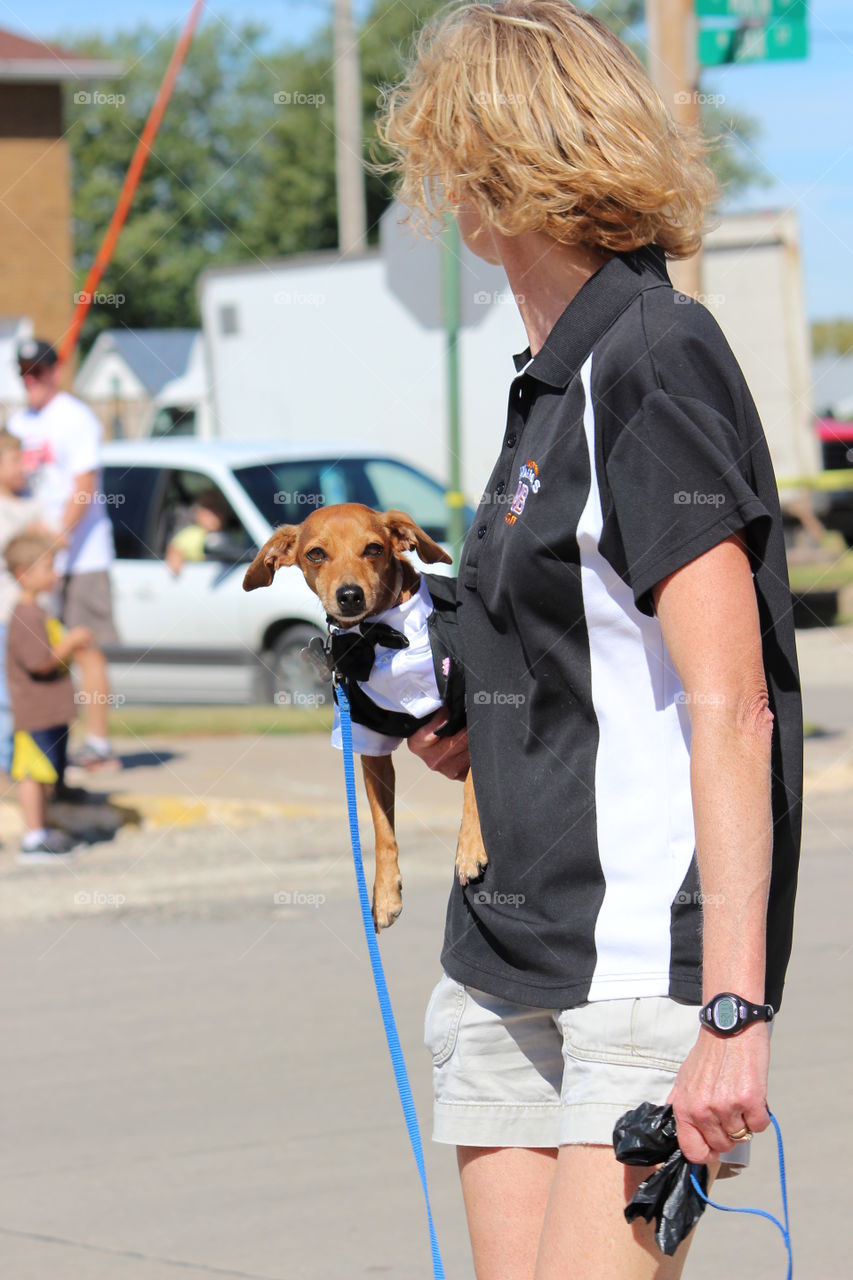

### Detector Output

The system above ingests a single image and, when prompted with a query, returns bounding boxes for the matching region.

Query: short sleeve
[10,605,55,674]
[603,390,772,616]
[66,402,101,476]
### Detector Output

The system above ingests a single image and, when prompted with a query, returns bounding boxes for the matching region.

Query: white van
[100,440,467,704]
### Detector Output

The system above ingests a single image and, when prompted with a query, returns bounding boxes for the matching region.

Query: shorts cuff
[558,1101,637,1148]
[433,1101,561,1148]
[557,1102,750,1173]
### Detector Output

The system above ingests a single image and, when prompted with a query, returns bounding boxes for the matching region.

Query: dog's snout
[336,582,366,615]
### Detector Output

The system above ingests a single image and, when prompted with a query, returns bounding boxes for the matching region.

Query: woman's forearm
[688,700,773,1005]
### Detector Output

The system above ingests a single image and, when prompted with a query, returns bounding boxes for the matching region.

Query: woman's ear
[242,525,299,590]
[383,509,452,565]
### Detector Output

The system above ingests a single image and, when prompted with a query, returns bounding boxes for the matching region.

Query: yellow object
[777,470,853,492]
[11,731,58,783]
[170,524,207,561]
[44,616,70,673]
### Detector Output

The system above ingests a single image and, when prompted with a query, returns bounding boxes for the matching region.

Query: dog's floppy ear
[383,509,452,565]
[242,525,300,591]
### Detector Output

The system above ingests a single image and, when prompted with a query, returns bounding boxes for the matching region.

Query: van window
[359,460,450,541]
[155,469,252,559]
[102,465,164,560]
[234,457,469,541]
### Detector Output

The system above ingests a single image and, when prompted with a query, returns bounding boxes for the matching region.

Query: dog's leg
[455,770,489,886]
[361,754,403,931]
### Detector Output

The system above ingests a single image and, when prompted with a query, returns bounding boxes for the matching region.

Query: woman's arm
[653,532,773,1161]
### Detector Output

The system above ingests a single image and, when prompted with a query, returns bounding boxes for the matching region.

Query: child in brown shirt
[5,532,92,861]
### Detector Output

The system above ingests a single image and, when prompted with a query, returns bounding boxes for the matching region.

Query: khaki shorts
[425,972,753,1174]
[60,571,118,647]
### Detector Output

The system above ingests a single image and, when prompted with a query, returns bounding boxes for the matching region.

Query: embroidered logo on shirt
[505,459,541,526]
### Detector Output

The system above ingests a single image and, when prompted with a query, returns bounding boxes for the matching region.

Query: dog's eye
[363,543,383,558]
[305,547,326,563]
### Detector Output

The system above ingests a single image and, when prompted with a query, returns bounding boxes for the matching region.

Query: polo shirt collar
[511,245,672,386]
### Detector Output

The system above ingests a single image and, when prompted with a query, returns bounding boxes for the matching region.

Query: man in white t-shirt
[10,339,120,771]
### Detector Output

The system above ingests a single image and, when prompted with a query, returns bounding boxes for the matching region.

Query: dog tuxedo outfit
[329,573,466,756]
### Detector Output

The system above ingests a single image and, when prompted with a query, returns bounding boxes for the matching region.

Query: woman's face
[454,201,503,266]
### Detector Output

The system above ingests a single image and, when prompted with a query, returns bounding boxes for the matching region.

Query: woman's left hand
[667,1023,771,1162]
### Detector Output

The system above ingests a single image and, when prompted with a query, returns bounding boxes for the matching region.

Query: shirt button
[477,524,487,539]
[505,434,517,448]
[495,481,505,495]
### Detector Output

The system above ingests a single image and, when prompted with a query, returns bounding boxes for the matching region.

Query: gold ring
[727,1126,753,1143]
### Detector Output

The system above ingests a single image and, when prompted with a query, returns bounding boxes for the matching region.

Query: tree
[64,0,765,347]
[66,21,338,345]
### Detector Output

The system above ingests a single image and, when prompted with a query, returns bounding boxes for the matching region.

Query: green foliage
[64,0,765,347]
[812,320,853,357]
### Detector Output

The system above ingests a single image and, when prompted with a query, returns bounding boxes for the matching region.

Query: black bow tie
[328,620,409,683]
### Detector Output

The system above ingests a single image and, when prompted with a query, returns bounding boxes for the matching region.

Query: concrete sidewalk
[1,781,850,1280]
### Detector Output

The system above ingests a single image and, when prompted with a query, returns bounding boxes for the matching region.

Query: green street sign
[695,0,806,18]
[698,19,809,64]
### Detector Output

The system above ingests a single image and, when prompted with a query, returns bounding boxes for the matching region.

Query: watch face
[713,996,739,1032]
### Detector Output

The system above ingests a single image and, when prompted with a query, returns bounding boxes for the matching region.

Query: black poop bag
[612,1101,708,1256]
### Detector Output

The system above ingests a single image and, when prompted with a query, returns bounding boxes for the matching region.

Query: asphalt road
[1,626,851,1279]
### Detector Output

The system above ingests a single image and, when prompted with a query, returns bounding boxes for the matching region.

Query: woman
[375,3,802,1277]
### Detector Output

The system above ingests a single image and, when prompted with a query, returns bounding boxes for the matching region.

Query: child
[165,490,229,575]
[0,429,51,774]
[5,532,92,861]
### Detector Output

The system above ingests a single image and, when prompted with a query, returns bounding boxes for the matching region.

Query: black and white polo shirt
[441,245,802,1013]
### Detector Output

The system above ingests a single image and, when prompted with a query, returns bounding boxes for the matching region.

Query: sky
[9,0,853,319]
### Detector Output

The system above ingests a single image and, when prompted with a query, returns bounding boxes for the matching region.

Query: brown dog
[243,503,487,930]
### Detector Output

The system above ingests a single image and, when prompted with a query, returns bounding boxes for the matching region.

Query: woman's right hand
[407,709,469,781]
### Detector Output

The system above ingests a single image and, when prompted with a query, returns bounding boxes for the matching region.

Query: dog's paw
[455,847,488,887]
[372,882,403,931]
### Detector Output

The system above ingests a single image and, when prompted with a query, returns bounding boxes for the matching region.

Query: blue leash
[690,1111,792,1279]
[336,681,446,1279]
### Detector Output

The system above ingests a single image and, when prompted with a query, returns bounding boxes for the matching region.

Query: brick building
[0,28,120,398]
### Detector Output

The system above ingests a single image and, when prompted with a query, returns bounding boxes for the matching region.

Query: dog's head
[242,502,451,625]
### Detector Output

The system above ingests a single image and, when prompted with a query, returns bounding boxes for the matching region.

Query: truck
[176,207,819,509]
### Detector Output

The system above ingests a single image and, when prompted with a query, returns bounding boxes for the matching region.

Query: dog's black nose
[336,582,366,614]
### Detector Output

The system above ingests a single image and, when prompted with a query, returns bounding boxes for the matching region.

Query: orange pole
[59,0,206,365]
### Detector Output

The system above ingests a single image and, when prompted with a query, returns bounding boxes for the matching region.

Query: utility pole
[333,0,367,255]
[646,0,703,297]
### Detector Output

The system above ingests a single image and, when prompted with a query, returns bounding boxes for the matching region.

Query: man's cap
[17,338,58,376]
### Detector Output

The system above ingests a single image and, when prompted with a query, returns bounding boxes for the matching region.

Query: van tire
[269,624,330,706]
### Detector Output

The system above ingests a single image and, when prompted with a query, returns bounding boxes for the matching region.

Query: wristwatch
[699,992,775,1037]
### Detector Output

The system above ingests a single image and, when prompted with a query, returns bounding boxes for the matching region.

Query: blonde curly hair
[372,0,717,259]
